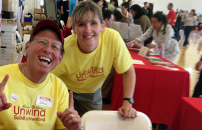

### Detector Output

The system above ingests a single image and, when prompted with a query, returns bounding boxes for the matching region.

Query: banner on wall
[133,1,144,7]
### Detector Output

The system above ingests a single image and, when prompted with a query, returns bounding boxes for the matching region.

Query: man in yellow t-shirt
[0,19,81,130]
[52,1,136,118]
[0,64,69,129]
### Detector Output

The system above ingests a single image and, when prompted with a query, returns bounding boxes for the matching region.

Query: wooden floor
[102,30,202,129]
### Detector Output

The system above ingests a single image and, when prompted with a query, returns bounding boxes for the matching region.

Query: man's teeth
[84,36,93,38]
[39,56,51,62]
[41,62,48,65]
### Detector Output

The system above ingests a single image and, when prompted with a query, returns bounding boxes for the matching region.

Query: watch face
[130,98,134,104]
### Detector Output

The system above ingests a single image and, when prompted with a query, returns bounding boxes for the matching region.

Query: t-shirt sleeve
[113,32,133,74]
[54,81,69,129]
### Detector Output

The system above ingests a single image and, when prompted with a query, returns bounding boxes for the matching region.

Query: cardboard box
[1,38,16,44]
[2,25,17,32]
[2,0,14,12]
[1,31,15,37]
[1,18,17,26]
[24,22,32,26]
[23,30,32,35]
[34,14,46,20]
[0,59,14,66]
[34,8,44,14]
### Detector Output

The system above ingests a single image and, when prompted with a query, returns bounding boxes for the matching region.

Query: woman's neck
[19,63,47,84]
[77,40,98,54]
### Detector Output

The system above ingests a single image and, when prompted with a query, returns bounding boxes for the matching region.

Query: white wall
[25,0,39,14]
[114,0,202,15]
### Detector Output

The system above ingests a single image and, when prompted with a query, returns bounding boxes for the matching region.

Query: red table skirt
[111,51,190,126]
[168,97,202,130]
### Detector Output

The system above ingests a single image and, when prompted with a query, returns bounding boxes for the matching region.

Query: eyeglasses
[33,38,62,52]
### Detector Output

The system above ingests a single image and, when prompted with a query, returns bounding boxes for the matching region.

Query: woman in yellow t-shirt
[0,20,81,130]
[52,1,137,118]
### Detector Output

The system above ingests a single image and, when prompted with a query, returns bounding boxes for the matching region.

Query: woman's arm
[161,25,173,49]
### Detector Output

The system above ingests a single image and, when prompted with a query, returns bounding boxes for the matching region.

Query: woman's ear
[72,25,76,34]
[101,21,105,33]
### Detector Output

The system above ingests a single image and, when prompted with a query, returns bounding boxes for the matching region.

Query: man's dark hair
[169,3,173,8]
[144,2,148,5]
[103,10,113,20]
[149,3,153,9]
[122,2,129,9]
[128,0,131,3]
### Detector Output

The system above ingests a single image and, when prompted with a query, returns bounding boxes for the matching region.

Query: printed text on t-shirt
[76,66,104,81]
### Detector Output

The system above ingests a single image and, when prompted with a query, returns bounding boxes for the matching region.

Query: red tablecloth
[111,50,190,125]
[168,97,202,130]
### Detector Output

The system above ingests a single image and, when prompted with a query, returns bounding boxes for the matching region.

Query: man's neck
[19,63,48,84]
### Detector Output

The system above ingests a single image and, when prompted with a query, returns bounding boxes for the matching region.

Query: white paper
[129,24,142,41]
[111,22,120,32]
[119,23,129,40]
[133,60,144,65]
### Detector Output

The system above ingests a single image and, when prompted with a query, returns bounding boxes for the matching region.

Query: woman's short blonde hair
[71,1,103,25]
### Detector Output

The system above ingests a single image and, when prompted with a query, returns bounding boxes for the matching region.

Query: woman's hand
[126,39,140,48]
[158,44,162,49]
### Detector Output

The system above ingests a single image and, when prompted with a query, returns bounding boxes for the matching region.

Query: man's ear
[101,21,105,33]
[58,55,63,65]
[24,42,30,55]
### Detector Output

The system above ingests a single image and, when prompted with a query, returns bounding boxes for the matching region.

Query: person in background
[103,10,114,28]
[130,4,152,46]
[167,3,176,26]
[193,56,202,97]
[61,0,69,26]
[0,19,81,130]
[108,0,115,9]
[119,0,126,8]
[142,2,148,14]
[127,0,132,12]
[175,10,182,32]
[147,3,153,20]
[176,9,179,14]
[93,0,103,10]
[102,10,115,103]
[198,14,202,31]
[114,10,132,25]
[183,9,197,46]
[52,1,137,118]
[127,12,180,62]
[121,2,133,23]
[67,0,77,27]
[101,0,108,11]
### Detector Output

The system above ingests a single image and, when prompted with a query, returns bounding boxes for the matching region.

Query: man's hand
[0,75,12,112]
[57,91,81,130]
[118,100,137,120]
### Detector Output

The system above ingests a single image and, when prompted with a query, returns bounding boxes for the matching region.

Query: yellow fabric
[52,28,133,93]
[0,64,69,130]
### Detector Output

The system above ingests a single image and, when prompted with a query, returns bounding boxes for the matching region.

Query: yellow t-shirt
[52,28,133,93]
[0,64,69,130]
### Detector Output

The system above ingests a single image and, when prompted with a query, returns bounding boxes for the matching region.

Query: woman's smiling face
[73,11,105,53]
